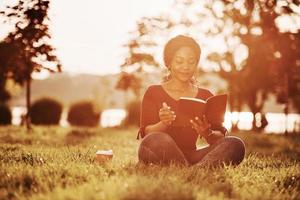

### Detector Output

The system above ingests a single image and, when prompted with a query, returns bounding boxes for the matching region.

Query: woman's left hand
[190,115,211,138]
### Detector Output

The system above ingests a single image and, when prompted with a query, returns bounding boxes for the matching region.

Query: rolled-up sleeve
[137,86,160,139]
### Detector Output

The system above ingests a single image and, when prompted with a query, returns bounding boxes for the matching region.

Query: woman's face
[169,46,198,83]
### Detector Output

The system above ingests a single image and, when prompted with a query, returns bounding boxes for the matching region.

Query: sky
[1,0,299,78]
[0,0,174,76]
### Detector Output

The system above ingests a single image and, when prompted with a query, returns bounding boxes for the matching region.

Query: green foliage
[0,0,62,130]
[0,77,11,103]
[0,104,12,125]
[116,72,142,97]
[219,0,300,116]
[116,19,160,98]
[121,0,300,121]
[205,0,300,125]
[67,101,101,127]
[30,98,63,125]
[0,127,299,200]
[123,100,141,126]
[0,0,61,84]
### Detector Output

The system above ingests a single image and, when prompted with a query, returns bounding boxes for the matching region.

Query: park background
[0,0,300,200]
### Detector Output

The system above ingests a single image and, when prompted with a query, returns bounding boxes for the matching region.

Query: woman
[137,35,245,167]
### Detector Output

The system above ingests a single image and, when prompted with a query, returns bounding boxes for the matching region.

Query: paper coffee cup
[95,150,113,163]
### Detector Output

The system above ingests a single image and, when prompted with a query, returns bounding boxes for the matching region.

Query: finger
[195,116,203,124]
[160,106,169,111]
[160,108,174,113]
[162,120,173,126]
[160,108,171,114]
[202,115,207,122]
[159,111,175,117]
[194,117,203,126]
[162,102,170,110]
[161,115,176,121]
[190,119,200,130]
[162,102,167,108]
[160,115,174,121]
[162,121,172,126]
[201,116,207,123]
[190,119,195,129]
[190,119,210,133]
[160,109,175,115]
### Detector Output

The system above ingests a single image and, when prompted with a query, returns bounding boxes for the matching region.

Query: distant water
[12,107,300,134]
[223,112,300,133]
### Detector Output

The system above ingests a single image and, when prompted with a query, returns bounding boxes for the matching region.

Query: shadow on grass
[64,129,97,145]
[232,131,300,161]
[0,134,33,145]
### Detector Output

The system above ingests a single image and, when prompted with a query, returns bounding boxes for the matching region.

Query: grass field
[0,126,299,200]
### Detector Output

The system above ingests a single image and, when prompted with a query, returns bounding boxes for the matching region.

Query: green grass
[0,126,299,200]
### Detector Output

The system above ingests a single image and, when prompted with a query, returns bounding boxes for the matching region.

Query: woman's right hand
[159,102,176,126]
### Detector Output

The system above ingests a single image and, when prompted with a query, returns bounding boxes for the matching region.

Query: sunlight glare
[212,1,224,18]
[101,109,127,127]
[224,111,254,131]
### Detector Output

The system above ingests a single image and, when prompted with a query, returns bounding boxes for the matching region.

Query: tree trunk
[252,111,258,131]
[229,87,239,132]
[26,76,32,131]
[284,74,289,136]
[284,102,289,136]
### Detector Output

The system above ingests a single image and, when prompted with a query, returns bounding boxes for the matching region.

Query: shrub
[123,100,141,126]
[0,104,12,125]
[67,101,101,127]
[30,98,63,125]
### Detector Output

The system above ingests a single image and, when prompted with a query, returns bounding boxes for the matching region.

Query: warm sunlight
[1,0,299,77]
[1,1,300,199]
[0,0,174,76]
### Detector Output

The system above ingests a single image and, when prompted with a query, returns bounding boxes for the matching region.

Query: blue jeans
[138,132,245,167]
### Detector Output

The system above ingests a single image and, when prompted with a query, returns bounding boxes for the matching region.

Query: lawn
[0,126,299,200]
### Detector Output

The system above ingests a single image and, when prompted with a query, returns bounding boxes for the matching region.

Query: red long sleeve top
[137,84,226,153]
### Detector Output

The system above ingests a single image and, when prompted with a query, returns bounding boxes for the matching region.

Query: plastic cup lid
[96,150,113,155]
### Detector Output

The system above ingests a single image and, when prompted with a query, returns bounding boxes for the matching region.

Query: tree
[67,101,101,127]
[116,71,142,100]
[0,104,12,125]
[120,0,252,129]
[30,97,63,125]
[120,0,300,132]
[207,52,246,131]
[0,41,20,104]
[171,0,300,131]
[219,0,300,131]
[116,17,161,99]
[0,0,61,130]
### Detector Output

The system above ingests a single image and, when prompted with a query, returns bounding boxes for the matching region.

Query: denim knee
[224,136,246,165]
[138,133,174,163]
[138,132,188,165]
[139,132,174,148]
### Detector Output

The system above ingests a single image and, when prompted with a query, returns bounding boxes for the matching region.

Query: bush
[0,104,12,125]
[67,101,101,127]
[30,98,63,125]
[123,100,141,126]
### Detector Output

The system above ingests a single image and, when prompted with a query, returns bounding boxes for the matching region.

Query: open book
[173,94,227,127]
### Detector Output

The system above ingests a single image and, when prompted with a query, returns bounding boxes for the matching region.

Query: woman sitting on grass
[137,35,245,167]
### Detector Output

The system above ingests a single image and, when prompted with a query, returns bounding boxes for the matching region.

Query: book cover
[173,94,227,127]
